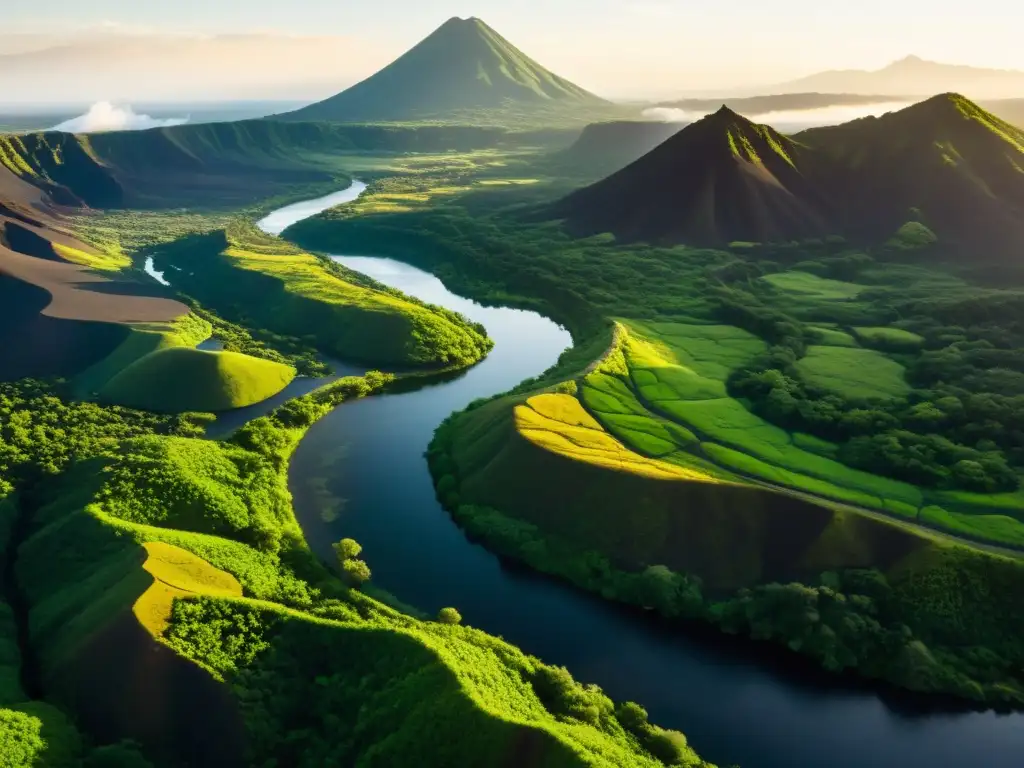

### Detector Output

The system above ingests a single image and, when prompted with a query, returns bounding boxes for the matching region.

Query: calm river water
[273,184,1023,768]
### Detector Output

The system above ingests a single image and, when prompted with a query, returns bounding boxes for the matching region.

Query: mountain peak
[283,17,605,123]
[709,104,743,121]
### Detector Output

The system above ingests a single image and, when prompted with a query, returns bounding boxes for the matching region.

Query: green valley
[286,93,1024,710]
[5,8,1024,768]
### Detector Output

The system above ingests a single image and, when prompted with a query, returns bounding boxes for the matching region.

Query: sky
[2,0,1022,100]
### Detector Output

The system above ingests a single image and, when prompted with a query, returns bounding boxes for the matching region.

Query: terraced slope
[431,334,1024,705]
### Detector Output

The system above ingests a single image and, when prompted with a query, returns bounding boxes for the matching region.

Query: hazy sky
[3,0,1022,98]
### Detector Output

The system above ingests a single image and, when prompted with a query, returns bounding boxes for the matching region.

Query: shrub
[341,559,372,587]
[645,728,691,765]
[437,607,462,625]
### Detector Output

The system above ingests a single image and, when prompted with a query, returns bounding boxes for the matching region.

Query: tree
[333,538,370,586]
[342,558,371,586]
[437,607,462,625]
[333,538,363,564]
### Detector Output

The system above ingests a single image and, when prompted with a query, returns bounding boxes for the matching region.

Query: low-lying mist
[643,101,914,130]
[51,102,189,133]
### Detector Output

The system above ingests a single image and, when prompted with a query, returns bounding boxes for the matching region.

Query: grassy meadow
[98,348,296,413]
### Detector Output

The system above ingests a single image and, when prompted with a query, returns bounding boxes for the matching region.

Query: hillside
[0,161,189,380]
[555,121,682,177]
[97,347,296,413]
[556,95,1024,260]
[283,17,611,125]
[555,106,833,245]
[429,331,1024,705]
[771,55,1024,99]
[143,222,493,369]
[797,93,1024,258]
[1,374,704,767]
[1,123,515,209]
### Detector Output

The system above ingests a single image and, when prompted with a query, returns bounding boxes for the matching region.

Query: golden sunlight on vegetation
[133,542,243,636]
[516,394,720,483]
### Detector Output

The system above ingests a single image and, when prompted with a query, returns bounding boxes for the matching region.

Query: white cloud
[643,101,913,128]
[642,107,699,122]
[52,102,189,133]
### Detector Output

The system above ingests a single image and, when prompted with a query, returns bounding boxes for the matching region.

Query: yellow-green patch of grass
[920,506,1024,547]
[580,373,649,416]
[599,413,699,457]
[702,443,885,510]
[796,346,911,400]
[134,542,242,636]
[99,348,295,413]
[73,312,209,397]
[660,399,923,508]
[852,326,925,349]
[477,178,540,186]
[931,488,1024,519]
[515,395,718,483]
[659,398,792,449]
[623,320,766,382]
[52,241,131,272]
[808,326,859,347]
[218,228,490,367]
[762,271,866,300]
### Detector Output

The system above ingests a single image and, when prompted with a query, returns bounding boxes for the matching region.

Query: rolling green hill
[97,347,296,413]
[144,222,493,369]
[431,366,1024,705]
[2,374,705,767]
[1,122,521,209]
[283,17,613,126]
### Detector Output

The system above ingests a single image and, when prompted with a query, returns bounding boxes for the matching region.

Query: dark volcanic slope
[557,95,1024,260]
[284,17,607,123]
[555,107,833,246]
[798,93,1024,258]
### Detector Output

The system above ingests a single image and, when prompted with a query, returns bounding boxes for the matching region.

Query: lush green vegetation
[291,175,1024,546]
[98,348,296,414]
[794,346,911,400]
[0,372,706,767]
[144,221,492,369]
[430,387,1024,706]
[282,153,1024,707]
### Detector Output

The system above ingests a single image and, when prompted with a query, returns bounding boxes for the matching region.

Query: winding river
[269,184,1023,768]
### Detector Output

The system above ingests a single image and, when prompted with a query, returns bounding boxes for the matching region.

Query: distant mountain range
[768,56,1024,99]
[556,94,1024,262]
[283,17,614,125]
[658,92,907,113]
[556,121,683,177]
